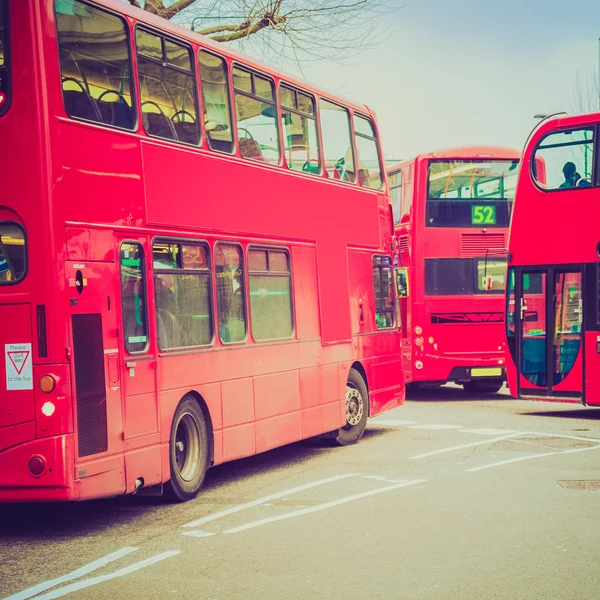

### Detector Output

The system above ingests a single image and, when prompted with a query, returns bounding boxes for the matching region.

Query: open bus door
[511,267,583,401]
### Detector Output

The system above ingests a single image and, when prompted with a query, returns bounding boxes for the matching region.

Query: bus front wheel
[336,369,369,446]
[165,396,209,502]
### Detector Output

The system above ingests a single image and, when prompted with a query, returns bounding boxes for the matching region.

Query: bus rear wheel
[462,379,503,394]
[336,369,368,446]
[165,396,209,502]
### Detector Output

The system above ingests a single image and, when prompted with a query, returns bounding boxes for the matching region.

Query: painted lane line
[223,479,427,535]
[181,473,359,529]
[361,475,409,483]
[409,424,463,430]
[465,444,600,472]
[181,530,216,538]
[4,547,138,600]
[369,420,419,427]
[27,551,181,600]
[460,428,518,436]
[409,432,522,460]
[521,430,600,444]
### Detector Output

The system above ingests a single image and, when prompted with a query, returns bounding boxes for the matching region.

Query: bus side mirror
[396,267,409,298]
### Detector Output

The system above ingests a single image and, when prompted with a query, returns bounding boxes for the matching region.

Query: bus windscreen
[426,159,519,227]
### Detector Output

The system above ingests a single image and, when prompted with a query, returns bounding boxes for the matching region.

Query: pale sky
[278,0,600,161]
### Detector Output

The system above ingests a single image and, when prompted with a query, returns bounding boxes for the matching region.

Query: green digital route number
[472,205,496,225]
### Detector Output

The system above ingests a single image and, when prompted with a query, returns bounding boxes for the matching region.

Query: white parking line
[26,551,181,600]
[3,547,138,600]
[222,479,427,535]
[409,433,522,460]
[181,473,359,529]
[465,444,600,472]
[460,428,517,436]
[409,424,463,430]
[369,420,419,427]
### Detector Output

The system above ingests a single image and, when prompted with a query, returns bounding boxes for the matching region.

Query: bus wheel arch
[164,392,211,502]
[336,365,369,446]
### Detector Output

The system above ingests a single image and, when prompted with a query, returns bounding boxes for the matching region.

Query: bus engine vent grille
[72,314,108,458]
[398,235,409,253]
[36,305,48,358]
[460,233,505,257]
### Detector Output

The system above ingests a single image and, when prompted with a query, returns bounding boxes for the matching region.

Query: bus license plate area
[471,368,503,377]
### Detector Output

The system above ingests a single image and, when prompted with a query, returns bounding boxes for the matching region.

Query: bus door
[66,260,124,468]
[516,268,583,400]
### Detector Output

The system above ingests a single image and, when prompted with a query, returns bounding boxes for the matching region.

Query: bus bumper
[413,353,506,384]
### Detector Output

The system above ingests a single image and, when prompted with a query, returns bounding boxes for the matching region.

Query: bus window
[136,30,199,145]
[198,50,233,153]
[372,255,395,328]
[0,222,26,284]
[532,129,594,190]
[354,115,383,190]
[476,258,507,293]
[55,0,135,130]
[120,243,149,353]
[153,241,213,350]
[0,0,9,115]
[426,159,518,227]
[233,67,280,165]
[389,170,402,224]
[280,85,320,175]
[248,248,293,340]
[215,243,247,344]
[320,100,355,183]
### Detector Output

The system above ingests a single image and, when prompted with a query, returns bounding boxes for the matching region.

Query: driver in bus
[559,161,589,188]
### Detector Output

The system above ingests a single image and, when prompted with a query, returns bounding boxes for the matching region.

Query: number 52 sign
[472,205,496,225]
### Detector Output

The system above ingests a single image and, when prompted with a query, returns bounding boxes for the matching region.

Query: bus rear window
[0,0,9,114]
[426,160,519,228]
[0,223,26,284]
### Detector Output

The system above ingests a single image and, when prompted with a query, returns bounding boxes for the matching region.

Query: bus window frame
[54,0,138,132]
[530,125,597,193]
[0,0,11,116]
[0,220,27,286]
[389,169,402,224]
[134,23,200,147]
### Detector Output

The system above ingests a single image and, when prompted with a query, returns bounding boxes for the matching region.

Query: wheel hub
[345,386,364,427]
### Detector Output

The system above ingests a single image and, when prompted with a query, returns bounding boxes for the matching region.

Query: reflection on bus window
[136,30,199,145]
[233,67,280,165]
[532,129,594,191]
[372,255,395,328]
[280,85,320,175]
[426,160,519,228]
[120,243,148,353]
[198,51,233,153]
[354,115,383,190]
[320,100,355,183]
[153,241,213,349]
[215,243,247,343]
[56,0,135,129]
[0,222,26,284]
[476,258,507,292]
[249,248,293,340]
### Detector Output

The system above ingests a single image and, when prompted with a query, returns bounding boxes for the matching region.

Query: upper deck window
[354,115,384,190]
[0,223,26,284]
[136,29,199,145]
[233,67,280,165]
[0,0,10,115]
[320,100,355,183]
[389,170,402,224]
[280,85,320,175]
[532,129,594,191]
[198,51,234,154]
[426,159,519,228]
[56,0,135,130]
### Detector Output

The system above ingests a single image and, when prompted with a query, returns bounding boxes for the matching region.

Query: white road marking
[222,480,427,535]
[361,475,409,483]
[521,430,600,444]
[181,473,359,529]
[409,424,463,430]
[369,420,418,427]
[409,433,522,460]
[4,547,137,600]
[181,530,216,538]
[26,551,181,600]
[460,428,517,436]
[465,444,600,472]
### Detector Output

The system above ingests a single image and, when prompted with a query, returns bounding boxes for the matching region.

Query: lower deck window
[372,255,395,328]
[0,222,26,284]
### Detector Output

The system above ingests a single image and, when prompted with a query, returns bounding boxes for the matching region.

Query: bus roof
[386,146,521,173]
[90,0,374,118]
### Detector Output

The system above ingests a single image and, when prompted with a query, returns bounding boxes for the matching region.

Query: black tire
[164,396,209,502]
[335,369,369,446]
[463,379,504,394]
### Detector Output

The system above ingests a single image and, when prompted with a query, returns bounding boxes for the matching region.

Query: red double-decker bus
[506,113,599,404]
[387,147,520,393]
[0,0,403,502]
